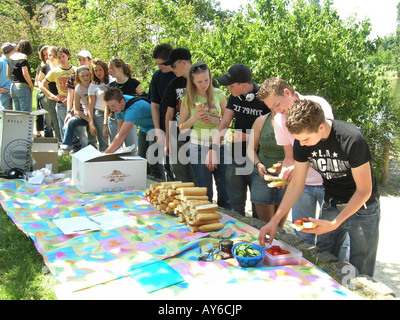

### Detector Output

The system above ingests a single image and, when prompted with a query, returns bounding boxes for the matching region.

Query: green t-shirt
[258,113,285,168]
[181,87,225,141]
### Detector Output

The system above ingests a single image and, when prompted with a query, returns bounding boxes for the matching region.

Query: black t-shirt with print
[226,82,269,159]
[293,120,379,203]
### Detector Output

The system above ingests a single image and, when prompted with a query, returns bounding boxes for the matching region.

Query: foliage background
[1,0,399,180]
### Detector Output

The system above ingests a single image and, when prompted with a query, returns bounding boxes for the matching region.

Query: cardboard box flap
[1,109,47,116]
[73,145,138,163]
[73,145,103,162]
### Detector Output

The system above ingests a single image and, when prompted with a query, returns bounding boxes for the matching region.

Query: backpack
[124,93,151,110]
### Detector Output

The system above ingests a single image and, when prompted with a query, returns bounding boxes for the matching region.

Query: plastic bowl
[231,242,265,267]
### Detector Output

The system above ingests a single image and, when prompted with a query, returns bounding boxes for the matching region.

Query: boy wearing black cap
[160,48,195,182]
[206,64,269,216]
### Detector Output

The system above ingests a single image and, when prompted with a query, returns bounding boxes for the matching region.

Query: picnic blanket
[0,172,359,299]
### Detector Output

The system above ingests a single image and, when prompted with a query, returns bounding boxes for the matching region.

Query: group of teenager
[1,40,380,278]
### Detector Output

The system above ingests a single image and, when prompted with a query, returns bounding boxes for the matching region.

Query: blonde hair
[185,62,214,110]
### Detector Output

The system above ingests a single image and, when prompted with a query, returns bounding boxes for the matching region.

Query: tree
[1,0,398,180]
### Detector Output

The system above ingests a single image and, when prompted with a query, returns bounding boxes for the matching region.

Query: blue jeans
[225,160,253,216]
[56,102,67,140]
[107,116,118,142]
[292,184,324,245]
[0,91,12,110]
[317,197,380,277]
[10,84,32,112]
[169,139,196,183]
[189,143,230,209]
[251,168,285,205]
[93,109,109,151]
[39,95,61,140]
[61,116,89,149]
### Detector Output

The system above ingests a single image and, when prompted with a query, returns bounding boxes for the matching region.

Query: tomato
[265,245,291,256]
[300,217,310,222]
[294,219,303,226]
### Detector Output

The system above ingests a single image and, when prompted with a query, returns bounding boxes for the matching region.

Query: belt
[325,196,378,210]
[12,82,30,88]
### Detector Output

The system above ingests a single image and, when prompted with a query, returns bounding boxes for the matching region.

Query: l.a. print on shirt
[308,149,351,180]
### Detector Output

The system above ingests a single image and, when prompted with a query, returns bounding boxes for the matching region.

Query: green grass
[0,157,72,300]
[1,87,77,299]
[0,212,58,300]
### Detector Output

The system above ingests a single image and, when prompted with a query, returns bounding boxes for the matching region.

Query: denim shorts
[250,169,285,205]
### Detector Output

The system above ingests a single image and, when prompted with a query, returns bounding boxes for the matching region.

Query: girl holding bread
[247,110,288,226]
[179,62,230,209]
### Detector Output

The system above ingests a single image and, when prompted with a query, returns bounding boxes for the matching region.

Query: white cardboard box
[0,110,35,171]
[72,145,147,193]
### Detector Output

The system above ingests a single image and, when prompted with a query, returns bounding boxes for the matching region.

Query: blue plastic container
[231,242,265,267]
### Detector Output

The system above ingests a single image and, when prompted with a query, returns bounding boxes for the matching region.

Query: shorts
[250,169,285,205]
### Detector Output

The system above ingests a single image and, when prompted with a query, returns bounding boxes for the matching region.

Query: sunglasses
[191,63,208,73]
[171,60,182,69]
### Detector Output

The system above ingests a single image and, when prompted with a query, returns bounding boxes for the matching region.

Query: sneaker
[58,149,70,157]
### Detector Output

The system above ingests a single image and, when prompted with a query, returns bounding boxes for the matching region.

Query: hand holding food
[264,174,289,188]
[267,162,282,174]
[293,217,317,231]
[263,162,288,188]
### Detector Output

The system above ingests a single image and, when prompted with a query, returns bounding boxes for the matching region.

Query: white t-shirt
[75,84,89,114]
[274,93,334,185]
[88,82,107,111]
[87,76,115,112]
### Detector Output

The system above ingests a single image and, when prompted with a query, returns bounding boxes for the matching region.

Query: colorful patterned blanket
[0,172,359,299]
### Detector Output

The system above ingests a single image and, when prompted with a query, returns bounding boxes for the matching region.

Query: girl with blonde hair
[179,62,229,208]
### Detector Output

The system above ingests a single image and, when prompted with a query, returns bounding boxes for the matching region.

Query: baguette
[189,225,201,232]
[187,219,220,226]
[267,180,289,188]
[182,195,209,201]
[171,182,195,189]
[264,174,283,182]
[194,212,222,221]
[187,200,211,209]
[199,222,224,232]
[180,187,208,196]
[194,203,218,212]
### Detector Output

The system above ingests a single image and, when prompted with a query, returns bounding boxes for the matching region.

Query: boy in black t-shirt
[161,48,196,182]
[207,64,269,216]
[259,99,380,277]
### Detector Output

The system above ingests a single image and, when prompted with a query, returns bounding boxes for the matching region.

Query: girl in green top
[179,62,230,209]
[247,111,288,225]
